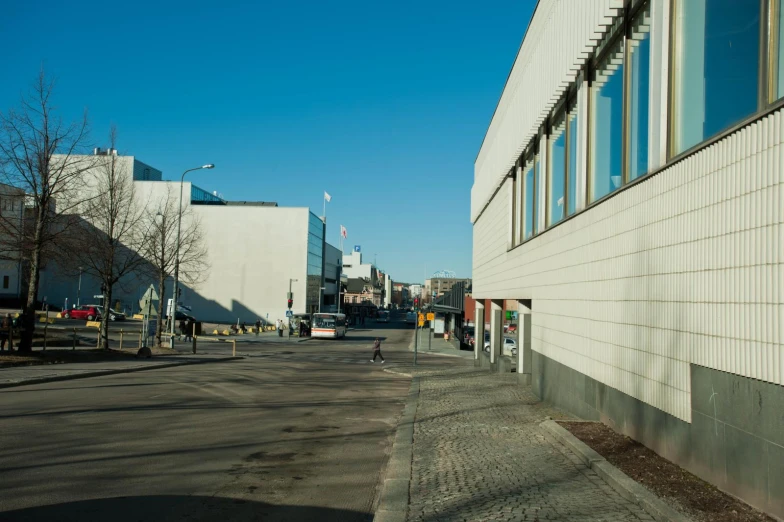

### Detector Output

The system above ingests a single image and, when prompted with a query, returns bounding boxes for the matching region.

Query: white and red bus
[311,313,347,339]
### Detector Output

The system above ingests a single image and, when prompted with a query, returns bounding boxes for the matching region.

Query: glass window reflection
[549,112,566,226]
[590,36,625,202]
[627,3,651,181]
[672,0,760,154]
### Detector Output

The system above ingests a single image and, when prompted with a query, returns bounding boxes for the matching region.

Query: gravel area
[559,421,775,522]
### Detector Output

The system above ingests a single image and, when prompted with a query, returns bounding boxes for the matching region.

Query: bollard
[232,339,236,357]
[138,332,142,349]
[119,329,124,351]
[73,328,76,350]
[43,321,48,351]
[192,334,197,354]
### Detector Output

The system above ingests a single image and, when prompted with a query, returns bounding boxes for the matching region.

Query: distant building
[424,278,472,299]
[38,150,336,325]
[343,277,382,307]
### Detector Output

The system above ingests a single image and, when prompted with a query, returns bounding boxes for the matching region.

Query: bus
[311,313,347,339]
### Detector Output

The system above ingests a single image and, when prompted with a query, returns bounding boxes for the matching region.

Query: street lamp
[288,278,298,338]
[76,267,83,308]
[170,164,215,340]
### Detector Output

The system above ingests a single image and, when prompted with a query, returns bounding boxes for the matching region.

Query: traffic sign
[426,313,435,321]
[418,320,425,327]
[142,284,159,301]
[418,313,425,322]
[285,310,293,318]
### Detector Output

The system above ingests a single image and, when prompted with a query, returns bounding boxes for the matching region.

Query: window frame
[667,0,770,159]
[501,0,784,253]
[547,101,568,228]
[589,20,627,204]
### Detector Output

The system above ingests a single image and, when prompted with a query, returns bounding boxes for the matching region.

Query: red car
[507,324,517,334]
[63,305,102,321]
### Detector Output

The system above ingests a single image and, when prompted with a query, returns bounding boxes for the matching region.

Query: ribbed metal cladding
[474,109,784,422]
[472,0,623,222]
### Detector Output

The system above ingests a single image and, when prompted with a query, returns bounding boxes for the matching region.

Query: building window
[2,276,8,289]
[770,1,784,101]
[671,0,761,155]
[627,2,651,181]
[534,152,542,233]
[522,157,535,240]
[510,168,518,245]
[566,95,579,216]
[590,32,625,203]
[548,109,567,227]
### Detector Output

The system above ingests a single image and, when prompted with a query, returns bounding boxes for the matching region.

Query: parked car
[405,311,417,325]
[377,311,390,323]
[484,337,517,356]
[507,324,517,333]
[164,311,195,322]
[107,308,126,321]
[63,305,102,321]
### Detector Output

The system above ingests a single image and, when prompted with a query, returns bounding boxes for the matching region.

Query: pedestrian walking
[178,319,187,341]
[370,337,385,363]
[277,319,283,337]
[183,318,192,342]
[255,319,261,336]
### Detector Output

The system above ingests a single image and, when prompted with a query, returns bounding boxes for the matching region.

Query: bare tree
[69,127,148,349]
[0,71,93,352]
[139,184,208,347]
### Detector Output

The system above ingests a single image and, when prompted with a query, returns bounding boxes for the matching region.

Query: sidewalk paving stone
[406,368,654,522]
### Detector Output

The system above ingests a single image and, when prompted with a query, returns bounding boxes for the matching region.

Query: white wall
[472,0,783,424]
[190,204,309,324]
[473,110,784,423]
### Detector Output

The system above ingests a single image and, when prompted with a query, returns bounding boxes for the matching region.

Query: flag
[340,225,347,239]
[324,191,332,202]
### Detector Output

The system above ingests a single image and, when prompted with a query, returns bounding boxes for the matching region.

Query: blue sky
[1,0,536,284]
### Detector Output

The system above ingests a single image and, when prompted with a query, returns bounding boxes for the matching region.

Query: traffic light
[287,298,293,309]
[414,297,419,307]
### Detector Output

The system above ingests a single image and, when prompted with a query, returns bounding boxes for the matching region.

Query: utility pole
[414,319,418,366]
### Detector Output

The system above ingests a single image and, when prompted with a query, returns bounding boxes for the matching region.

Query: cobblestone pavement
[408,369,653,522]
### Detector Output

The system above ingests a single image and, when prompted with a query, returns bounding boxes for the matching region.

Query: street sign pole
[414,321,418,366]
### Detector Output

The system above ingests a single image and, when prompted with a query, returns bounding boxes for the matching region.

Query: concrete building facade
[472,0,784,517]
[39,152,335,327]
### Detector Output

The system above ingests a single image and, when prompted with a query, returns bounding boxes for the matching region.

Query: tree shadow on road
[0,495,374,522]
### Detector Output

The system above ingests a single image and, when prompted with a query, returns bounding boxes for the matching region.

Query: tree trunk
[100,285,113,350]
[18,221,45,353]
[156,275,166,347]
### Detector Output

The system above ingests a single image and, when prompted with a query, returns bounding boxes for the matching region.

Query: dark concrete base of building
[531,352,784,519]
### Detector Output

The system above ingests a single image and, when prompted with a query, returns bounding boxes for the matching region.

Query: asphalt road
[0,316,427,521]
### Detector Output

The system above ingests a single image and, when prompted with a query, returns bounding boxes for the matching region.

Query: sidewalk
[0,354,239,389]
[408,330,474,359]
[384,366,655,522]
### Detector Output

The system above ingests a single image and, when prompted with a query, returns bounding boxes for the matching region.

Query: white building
[342,250,393,306]
[472,0,783,517]
[40,151,335,327]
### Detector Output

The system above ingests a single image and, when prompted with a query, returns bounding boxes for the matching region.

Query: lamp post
[170,164,214,339]
[288,278,298,338]
[76,267,83,308]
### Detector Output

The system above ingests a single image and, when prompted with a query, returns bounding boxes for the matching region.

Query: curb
[374,376,420,522]
[540,420,693,522]
[0,356,243,389]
